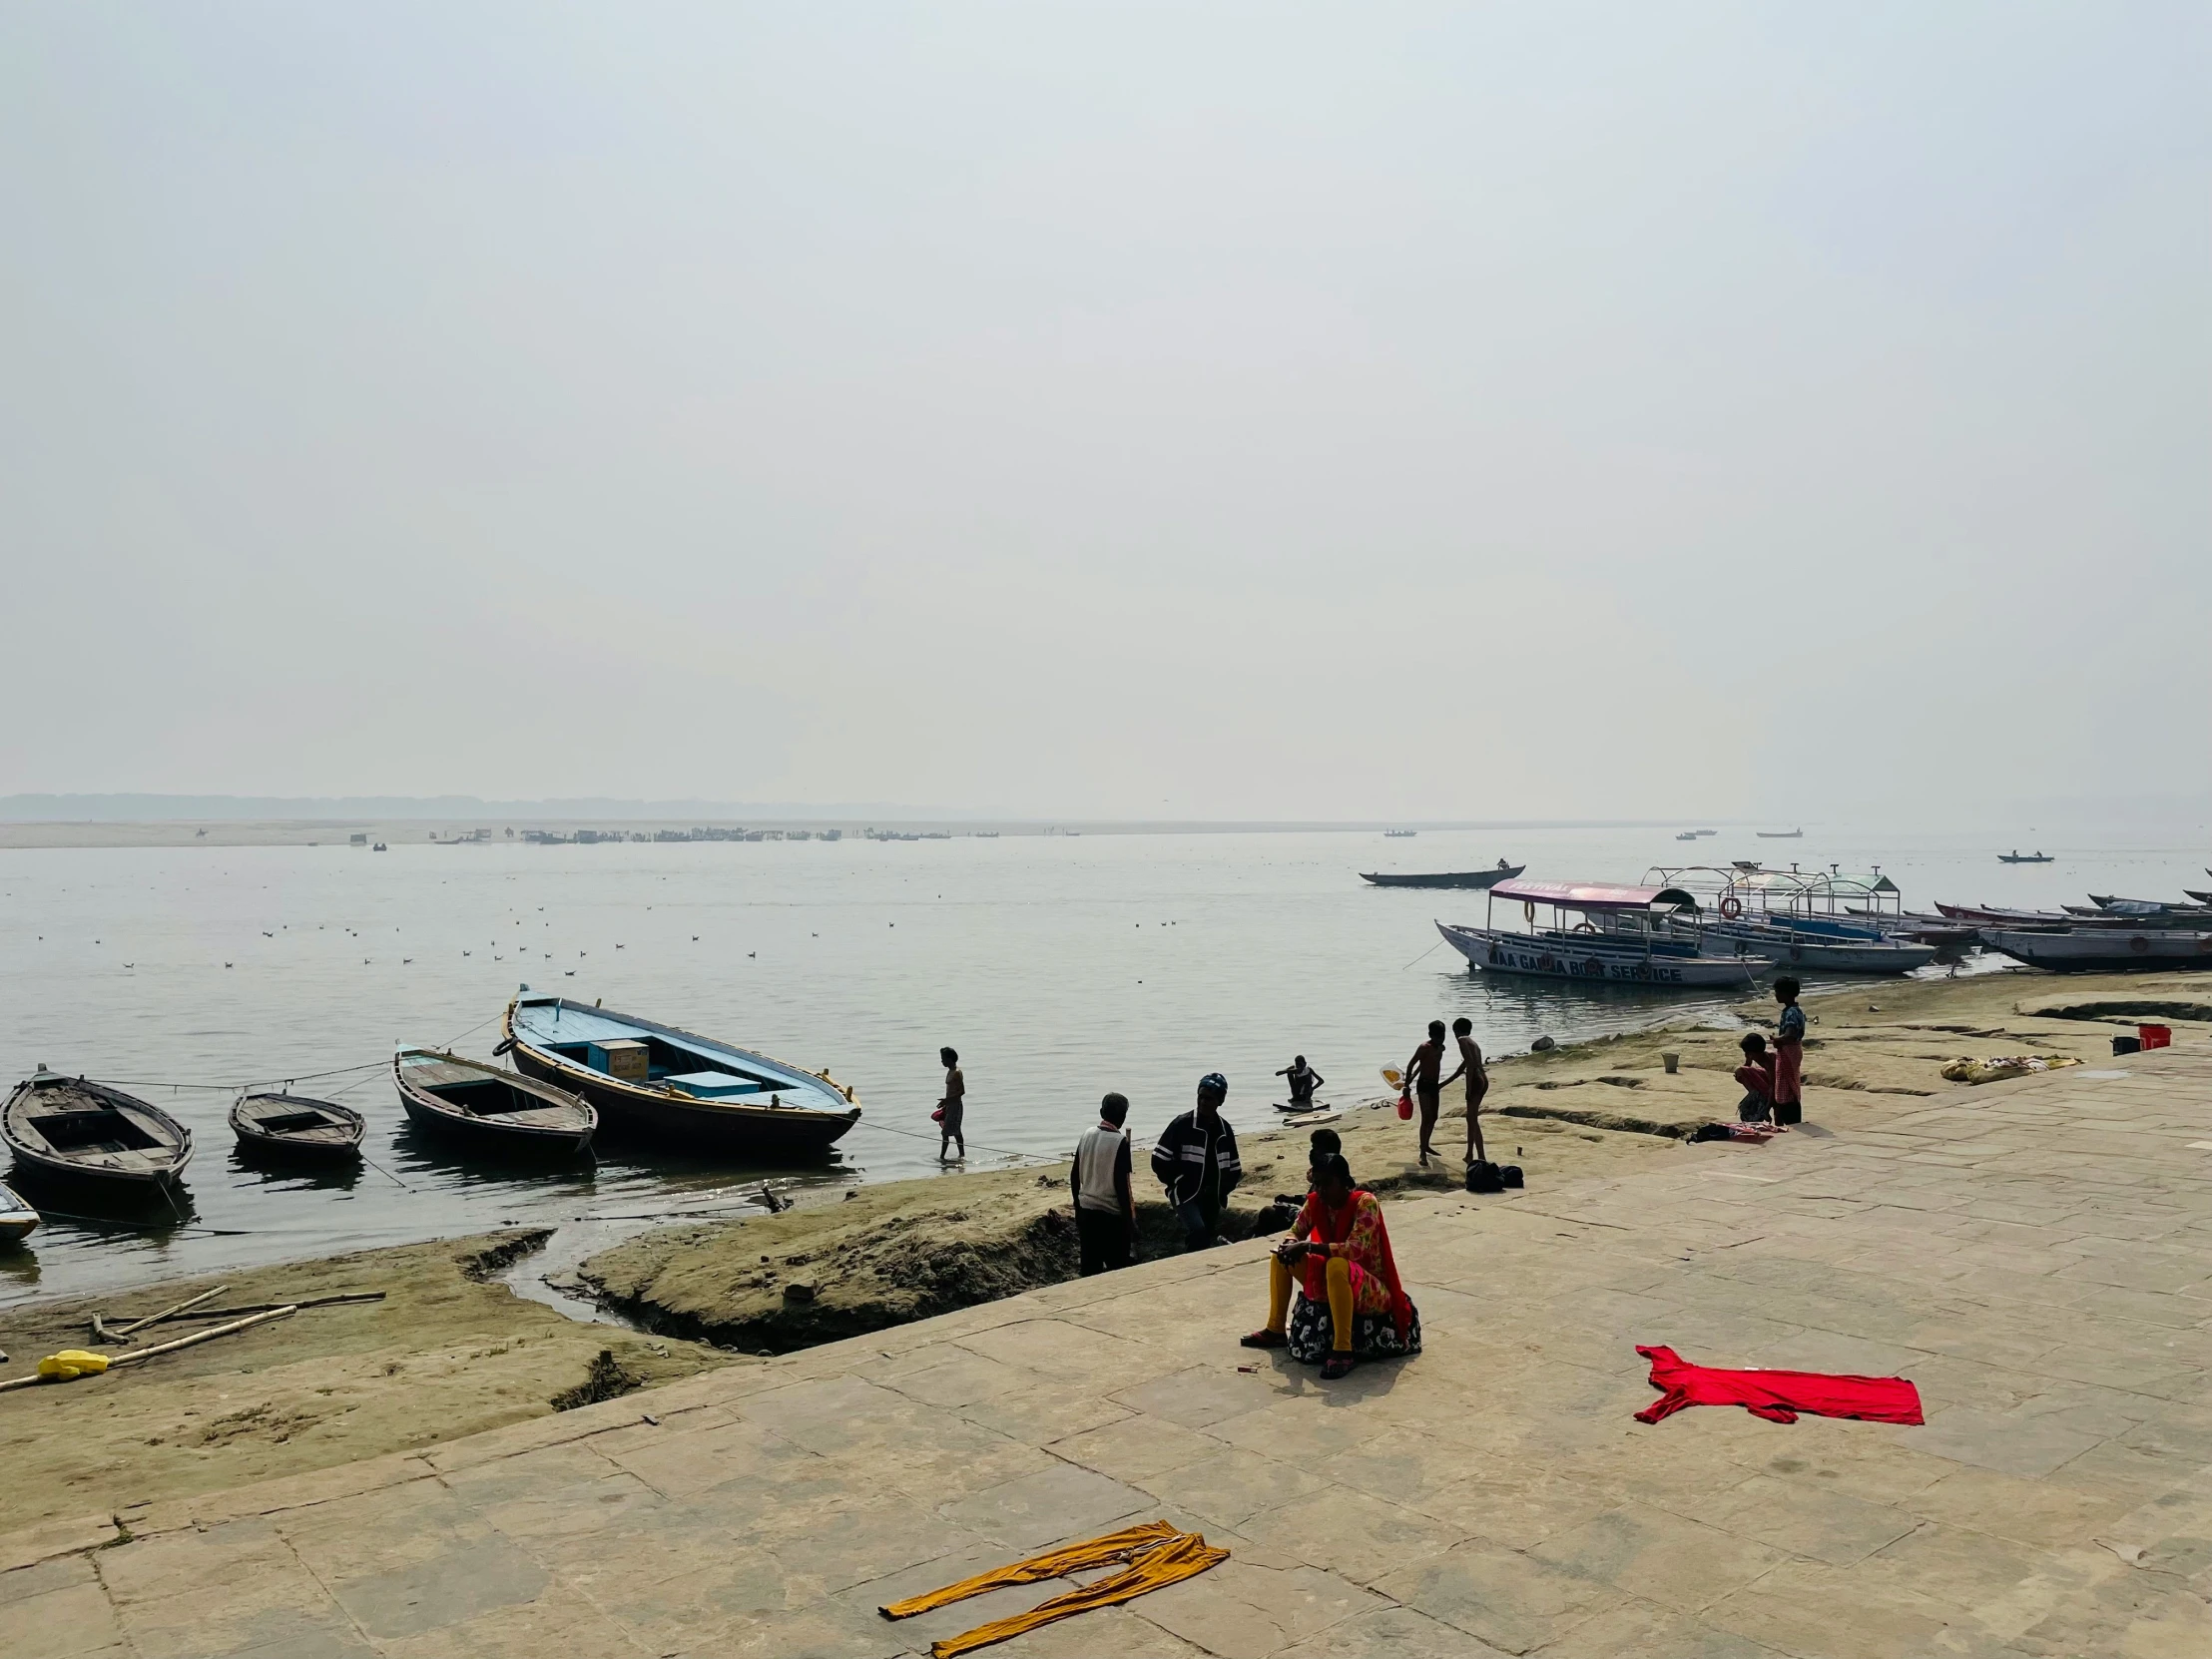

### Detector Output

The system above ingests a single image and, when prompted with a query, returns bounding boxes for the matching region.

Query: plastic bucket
[2139,1024,2172,1050]
[1662,1052,1680,1074]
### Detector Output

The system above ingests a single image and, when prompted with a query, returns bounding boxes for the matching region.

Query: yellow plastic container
[38,1350,111,1381]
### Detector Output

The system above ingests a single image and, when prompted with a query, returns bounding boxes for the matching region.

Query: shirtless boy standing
[1441,1016,1488,1165]
[936,1046,966,1161]
[1404,1020,1446,1165]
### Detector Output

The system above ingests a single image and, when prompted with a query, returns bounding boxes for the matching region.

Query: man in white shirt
[1071,1093,1137,1275]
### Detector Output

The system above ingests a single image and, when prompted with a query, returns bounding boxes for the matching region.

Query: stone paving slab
[8,1051,2212,1656]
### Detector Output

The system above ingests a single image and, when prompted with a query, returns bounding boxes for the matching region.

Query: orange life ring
[1719,896,1744,920]
[1524,901,1537,925]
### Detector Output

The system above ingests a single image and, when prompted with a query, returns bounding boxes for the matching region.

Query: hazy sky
[3,4,2204,823]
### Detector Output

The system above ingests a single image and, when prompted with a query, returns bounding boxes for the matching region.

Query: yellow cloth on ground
[878,1521,1228,1659]
[929,1532,1228,1659]
[878,1520,1181,1618]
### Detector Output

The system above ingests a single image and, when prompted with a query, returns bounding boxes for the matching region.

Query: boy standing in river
[937,1046,966,1161]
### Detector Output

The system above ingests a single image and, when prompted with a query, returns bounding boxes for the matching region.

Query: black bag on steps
[1465,1161,1504,1194]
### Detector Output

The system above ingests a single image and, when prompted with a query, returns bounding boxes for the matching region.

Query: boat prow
[502,994,861,1159]
[2,1069,194,1189]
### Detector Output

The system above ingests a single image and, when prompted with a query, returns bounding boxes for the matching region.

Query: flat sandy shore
[2,967,2203,1538]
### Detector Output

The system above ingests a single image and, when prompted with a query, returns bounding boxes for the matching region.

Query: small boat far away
[1382,829,1417,837]
[503,993,861,1159]
[1361,861,1525,890]
[1998,850,2054,864]
[1756,828,1804,838]
[230,1092,366,1162]
[392,1049,596,1158]
[0,1180,37,1244]
[1675,831,1699,841]
[2,1069,194,1189]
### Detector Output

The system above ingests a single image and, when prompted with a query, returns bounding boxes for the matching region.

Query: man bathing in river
[1403,1020,1445,1165]
[1275,1056,1323,1110]
[1440,1016,1487,1166]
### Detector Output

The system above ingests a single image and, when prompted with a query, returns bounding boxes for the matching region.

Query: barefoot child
[1735,1033,1775,1123]
[1772,977,1806,1127]
[1441,1016,1488,1166]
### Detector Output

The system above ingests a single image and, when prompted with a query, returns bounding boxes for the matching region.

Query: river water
[1,825,2200,1308]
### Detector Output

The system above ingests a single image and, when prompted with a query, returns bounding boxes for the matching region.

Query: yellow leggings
[1268,1253,1354,1351]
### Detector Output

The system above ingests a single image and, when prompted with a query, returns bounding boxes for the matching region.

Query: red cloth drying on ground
[1633,1345,1924,1426]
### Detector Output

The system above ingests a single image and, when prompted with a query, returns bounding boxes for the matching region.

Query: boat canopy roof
[1492,878,1700,914]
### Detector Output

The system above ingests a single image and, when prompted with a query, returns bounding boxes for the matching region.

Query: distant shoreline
[0,816,1708,850]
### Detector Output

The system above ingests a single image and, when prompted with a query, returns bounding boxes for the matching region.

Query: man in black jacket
[1151,1072,1242,1252]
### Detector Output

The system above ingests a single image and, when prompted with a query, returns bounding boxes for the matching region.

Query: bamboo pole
[110,1284,230,1340]
[0,1305,295,1393]
[109,1305,296,1367]
[172,1293,384,1321]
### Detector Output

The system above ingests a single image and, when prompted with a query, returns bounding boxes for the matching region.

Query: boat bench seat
[664,1071,767,1099]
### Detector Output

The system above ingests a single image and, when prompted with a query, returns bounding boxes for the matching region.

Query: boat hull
[1980,930,2212,972]
[392,1052,596,1157]
[1699,927,1936,975]
[3,1075,194,1189]
[230,1094,367,1162]
[1362,865,1526,890]
[1436,923,1759,988]
[504,998,860,1160]
[0,1181,36,1244]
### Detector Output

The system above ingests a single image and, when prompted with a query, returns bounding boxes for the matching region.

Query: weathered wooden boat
[2,1070,194,1189]
[1998,850,2054,864]
[1437,879,1762,988]
[2186,888,2212,905]
[1935,901,2068,924]
[391,1049,596,1156]
[1361,862,1525,890]
[0,1181,37,1245]
[501,993,860,1158]
[230,1092,366,1162]
[1980,928,2212,972]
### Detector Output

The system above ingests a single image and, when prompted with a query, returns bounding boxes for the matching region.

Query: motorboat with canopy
[501,991,860,1159]
[1435,878,1762,987]
[1641,865,1937,974]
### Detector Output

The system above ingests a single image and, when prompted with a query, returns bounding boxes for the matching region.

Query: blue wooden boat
[500,992,860,1159]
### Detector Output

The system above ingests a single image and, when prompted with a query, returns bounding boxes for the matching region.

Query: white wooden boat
[1436,879,1760,989]
[1980,929,2212,972]
[0,1181,37,1245]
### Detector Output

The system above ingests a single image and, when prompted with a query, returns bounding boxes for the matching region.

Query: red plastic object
[2139,1024,2172,1050]
[1395,1092,1413,1120]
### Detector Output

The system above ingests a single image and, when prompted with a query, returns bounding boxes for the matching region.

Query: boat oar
[100,1283,229,1343]
[1,1306,296,1394]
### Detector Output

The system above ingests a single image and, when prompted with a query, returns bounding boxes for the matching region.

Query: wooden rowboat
[2,1070,194,1189]
[501,994,859,1159]
[1360,863,1525,890]
[0,1181,37,1245]
[392,1049,595,1158]
[230,1092,366,1162]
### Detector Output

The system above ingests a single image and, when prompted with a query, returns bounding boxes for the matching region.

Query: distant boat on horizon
[1756,828,1803,838]
[1383,830,1417,838]
[1997,849,2054,863]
